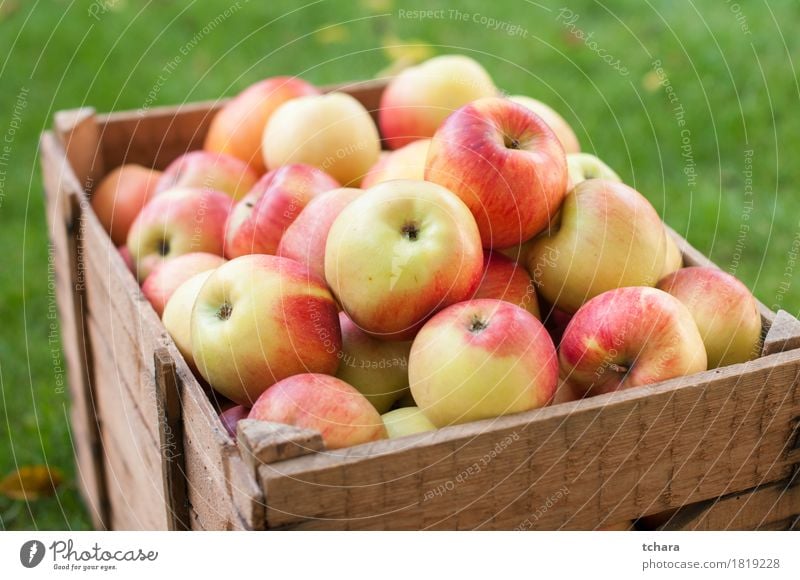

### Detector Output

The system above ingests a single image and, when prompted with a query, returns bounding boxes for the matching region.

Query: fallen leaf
[0,466,63,501]
[315,24,350,45]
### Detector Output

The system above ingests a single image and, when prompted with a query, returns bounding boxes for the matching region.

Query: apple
[498,237,538,266]
[204,76,319,173]
[656,267,762,368]
[551,378,582,405]
[191,254,341,405]
[336,312,412,413]
[162,270,214,372]
[381,407,436,438]
[425,96,568,248]
[248,374,386,450]
[409,299,558,427]
[566,153,621,189]
[527,179,667,313]
[325,179,483,341]
[541,302,573,347]
[361,139,431,189]
[92,164,161,245]
[394,390,417,408]
[559,287,707,396]
[127,187,232,281]
[473,251,540,319]
[224,164,339,258]
[277,187,362,279]
[661,231,683,277]
[262,92,380,186]
[142,252,225,316]
[219,405,250,439]
[155,151,259,201]
[379,55,497,149]
[509,95,580,154]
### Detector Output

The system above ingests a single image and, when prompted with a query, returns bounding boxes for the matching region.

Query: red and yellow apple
[142,252,225,316]
[336,312,412,413]
[224,163,339,258]
[127,187,232,281]
[509,95,580,154]
[162,270,215,372]
[248,374,386,449]
[661,231,684,277]
[156,151,259,201]
[409,299,558,427]
[219,404,250,439]
[262,92,380,186]
[473,251,540,319]
[361,139,431,189]
[559,286,707,396]
[191,255,341,405]
[381,407,436,438]
[204,76,319,173]
[566,153,621,189]
[425,97,568,248]
[657,267,762,368]
[92,164,161,245]
[277,187,362,279]
[527,179,667,313]
[379,55,496,150]
[325,179,483,341]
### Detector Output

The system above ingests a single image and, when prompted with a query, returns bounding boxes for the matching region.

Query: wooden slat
[763,310,800,356]
[258,349,800,530]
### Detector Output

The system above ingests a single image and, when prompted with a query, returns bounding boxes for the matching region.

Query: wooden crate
[40,80,800,531]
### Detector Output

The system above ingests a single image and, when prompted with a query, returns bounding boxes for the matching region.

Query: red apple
[361,139,431,189]
[191,255,341,405]
[142,252,225,316]
[225,164,339,258]
[204,77,319,173]
[657,267,762,368]
[92,164,161,245]
[325,179,483,341]
[220,405,250,439]
[409,299,558,427]
[156,151,259,201]
[559,287,707,397]
[277,187,362,279]
[249,374,386,450]
[473,251,540,319]
[425,97,568,248]
[127,187,232,281]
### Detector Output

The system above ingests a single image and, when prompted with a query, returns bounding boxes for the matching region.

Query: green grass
[0,0,798,530]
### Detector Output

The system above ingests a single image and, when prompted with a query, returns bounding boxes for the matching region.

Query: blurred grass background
[0,0,798,529]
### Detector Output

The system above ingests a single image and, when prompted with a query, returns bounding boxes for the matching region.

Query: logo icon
[20,540,45,568]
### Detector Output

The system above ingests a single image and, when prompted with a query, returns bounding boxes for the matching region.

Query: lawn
[0,0,798,530]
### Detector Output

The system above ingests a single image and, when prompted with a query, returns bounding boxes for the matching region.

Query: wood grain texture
[237,419,324,470]
[763,310,800,356]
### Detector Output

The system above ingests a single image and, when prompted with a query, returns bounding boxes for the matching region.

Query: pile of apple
[92,55,763,450]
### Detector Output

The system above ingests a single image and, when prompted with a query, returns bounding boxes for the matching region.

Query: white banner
[0,531,797,579]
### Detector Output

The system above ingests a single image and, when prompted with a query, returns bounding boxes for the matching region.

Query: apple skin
[277,187,362,279]
[191,255,341,406]
[661,231,684,277]
[219,404,250,439]
[224,164,339,258]
[566,153,621,190]
[325,179,483,341]
[541,302,573,347]
[379,55,497,150]
[92,165,162,246]
[656,267,762,368]
[559,287,707,396]
[473,251,540,319]
[156,151,259,201]
[509,95,580,154]
[127,187,232,281]
[263,92,380,186]
[162,270,215,372]
[248,374,387,450]
[409,299,558,427]
[425,97,568,248]
[142,252,225,316]
[336,312,412,413]
[361,139,431,189]
[381,407,436,438]
[527,179,667,314]
[204,76,319,173]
